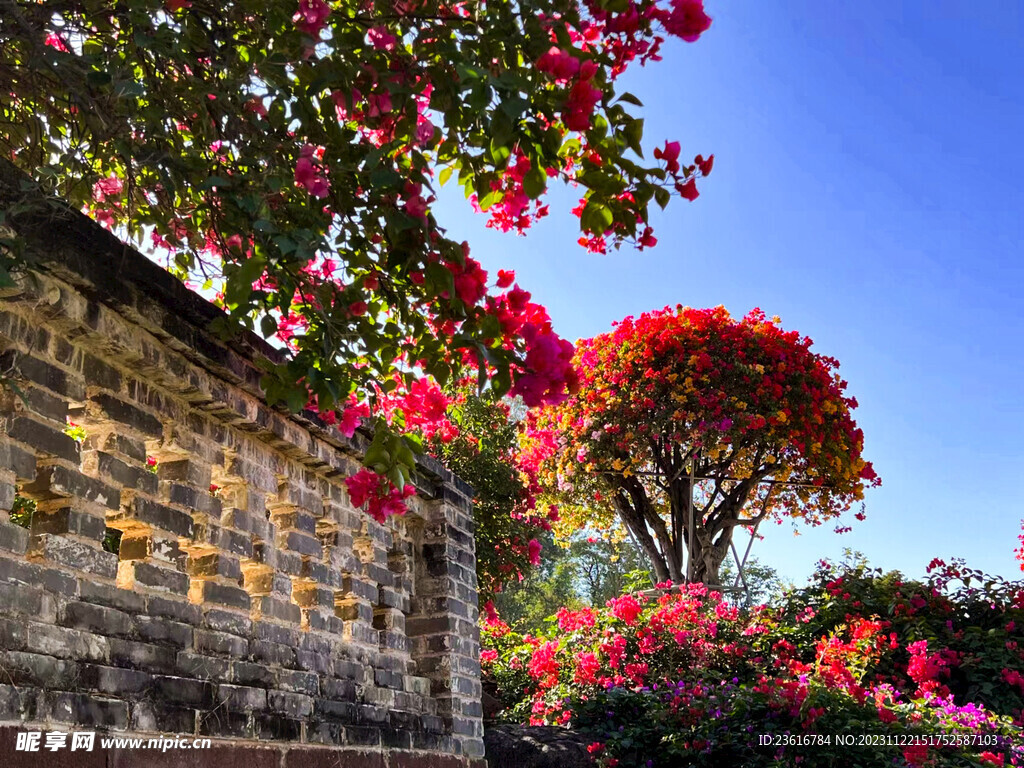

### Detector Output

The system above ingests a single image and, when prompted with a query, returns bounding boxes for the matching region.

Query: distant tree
[719,555,785,609]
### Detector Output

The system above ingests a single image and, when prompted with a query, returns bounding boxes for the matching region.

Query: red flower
[607,594,643,625]
[654,141,681,174]
[496,269,516,288]
[661,0,713,43]
[677,178,699,201]
[528,538,542,566]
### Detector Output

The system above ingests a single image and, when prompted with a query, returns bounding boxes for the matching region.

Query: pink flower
[294,145,330,197]
[654,141,681,174]
[607,594,643,625]
[367,26,398,51]
[337,397,370,438]
[661,0,712,43]
[294,0,331,37]
[415,116,435,146]
[367,91,392,117]
[677,178,699,201]
[92,175,123,202]
[44,33,70,51]
[348,301,368,316]
[496,269,516,288]
[562,78,602,132]
[573,651,600,685]
[695,153,714,176]
[536,47,581,82]
[528,538,542,566]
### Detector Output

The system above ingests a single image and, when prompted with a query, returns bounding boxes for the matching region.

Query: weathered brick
[135,615,193,647]
[79,579,146,613]
[249,638,296,667]
[79,663,150,694]
[194,628,247,657]
[0,581,53,619]
[268,690,313,718]
[8,416,80,462]
[37,534,117,578]
[0,684,42,721]
[62,601,133,636]
[47,691,129,729]
[119,560,190,594]
[152,675,215,708]
[188,551,242,580]
[276,669,320,696]
[252,596,301,624]
[0,651,78,689]
[97,451,159,495]
[31,504,108,541]
[158,458,212,488]
[131,700,198,735]
[216,683,267,711]
[126,496,194,538]
[0,351,85,400]
[25,622,109,662]
[189,579,251,610]
[101,432,147,463]
[0,439,37,480]
[107,637,177,672]
[148,594,202,624]
[176,651,230,680]
[89,392,163,436]
[227,660,274,688]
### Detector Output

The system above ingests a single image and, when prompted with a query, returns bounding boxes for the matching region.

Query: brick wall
[0,169,483,766]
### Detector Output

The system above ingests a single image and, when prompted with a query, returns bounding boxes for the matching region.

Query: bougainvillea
[521,305,880,584]
[482,556,1024,767]
[0,0,715,520]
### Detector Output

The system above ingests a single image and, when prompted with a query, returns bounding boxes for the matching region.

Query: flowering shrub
[521,306,879,584]
[482,557,1024,767]
[1,0,716,524]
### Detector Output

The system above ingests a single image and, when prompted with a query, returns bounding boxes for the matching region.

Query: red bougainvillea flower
[659,0,713,43]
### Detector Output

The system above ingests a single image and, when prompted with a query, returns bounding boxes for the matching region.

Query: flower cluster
[483,557,1024,767]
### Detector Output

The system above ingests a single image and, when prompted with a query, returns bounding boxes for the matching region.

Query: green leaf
[522,165,546,199]
[617,91,644,107]
[438,166,454,187]
[653,186,671,209]
[581,200,613,234]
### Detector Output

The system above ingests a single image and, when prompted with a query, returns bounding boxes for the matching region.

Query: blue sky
[433,1,1024,586]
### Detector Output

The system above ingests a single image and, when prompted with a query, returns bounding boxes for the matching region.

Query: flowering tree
[521,306,880,585]
[0,0,714,518]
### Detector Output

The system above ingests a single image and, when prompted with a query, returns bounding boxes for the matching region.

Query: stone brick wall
[0,170,483,766]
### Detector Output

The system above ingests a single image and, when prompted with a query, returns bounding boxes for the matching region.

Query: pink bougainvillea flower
[661,0,713,43]
[92,175,123,202]
[293,0,331,37]
[528,538,542,566]
[496,269,516,288]
[677,178,699,201]
[654,141,681,174]
[367,26,398,51]
[536,46,581,82]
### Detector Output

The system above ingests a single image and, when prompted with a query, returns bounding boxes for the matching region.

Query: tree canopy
[0,0,714,515]
[521,305,880,584]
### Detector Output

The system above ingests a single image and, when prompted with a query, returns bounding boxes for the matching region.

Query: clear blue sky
[433,0,1024,587]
